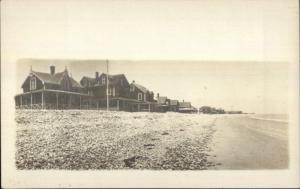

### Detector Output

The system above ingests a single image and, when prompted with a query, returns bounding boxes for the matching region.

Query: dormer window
[30,77,36,90]
[102,77,105,84]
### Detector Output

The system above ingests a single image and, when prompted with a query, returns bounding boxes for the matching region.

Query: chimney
[132,80,135,84]
[50,65,55,75]
[157,93,160,99]
[95,72,99,78]
[183,100,184,102]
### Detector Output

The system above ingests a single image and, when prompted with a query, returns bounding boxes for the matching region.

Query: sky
[2,0,299,114]
[16,59,289,114]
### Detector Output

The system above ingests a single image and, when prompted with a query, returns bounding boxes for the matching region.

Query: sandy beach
[208,115,288,169]
[15,110,288,170]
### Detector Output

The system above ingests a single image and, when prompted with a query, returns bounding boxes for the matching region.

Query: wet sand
[208,116,288,169]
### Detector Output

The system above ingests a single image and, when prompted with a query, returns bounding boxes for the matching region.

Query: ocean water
[250,114,288,122]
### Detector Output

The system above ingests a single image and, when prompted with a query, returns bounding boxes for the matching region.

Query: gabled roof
[179,102,191,108]
[81,76,96,85]
[23,70,82,88]
[132,83,150,93]
[82,73,129,87]
[157,96,168,104]
[69,77,83,88]
[105,74,128,85]
[170,99,179,106]
[31,71,65,84]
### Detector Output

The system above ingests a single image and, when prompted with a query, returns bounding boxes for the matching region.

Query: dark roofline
[22,69,82,88]
[132,83,151,93]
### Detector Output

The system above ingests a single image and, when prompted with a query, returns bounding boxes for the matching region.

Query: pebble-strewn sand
[15,110,218,170]
[15,110,288,170]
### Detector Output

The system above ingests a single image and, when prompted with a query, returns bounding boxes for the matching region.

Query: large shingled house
[79,72,156,111]
[15,66,90,109]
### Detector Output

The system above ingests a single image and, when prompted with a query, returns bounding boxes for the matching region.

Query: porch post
[69,95,72,109]
[97,100,99,110]
[148,103,151,112]
[89,98,91,109]
[79,96,81,109]
[138,103,140,112]
[117,100,119,111]
[30,93,33,109]
[20,95,22,107]
[56,93,58,109]
[41,92,44,109]
[87,98,89,109]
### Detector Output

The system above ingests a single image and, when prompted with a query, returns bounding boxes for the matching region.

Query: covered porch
[87,97,156,112]
[15,89,92,109]
[15,90,156,112]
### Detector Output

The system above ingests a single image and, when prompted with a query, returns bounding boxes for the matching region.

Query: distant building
[169,99,179,112]
[129,81,154,103]
[178,101,197,113]
[226,110,243,114]
[155,94,170,112]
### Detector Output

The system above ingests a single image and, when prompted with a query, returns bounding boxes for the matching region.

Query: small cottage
[169,99,179,112]
[155,94,170,112]
[178,101,197,113]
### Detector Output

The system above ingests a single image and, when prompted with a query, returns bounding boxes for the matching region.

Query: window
[107,88,113,96]
[30,77,36,90]
[113,87,115,97]
[120,79,123,86]
[102,77,106,84]
[138,93,143,101]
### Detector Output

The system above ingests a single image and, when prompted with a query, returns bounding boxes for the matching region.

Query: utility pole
[106,59,110,111]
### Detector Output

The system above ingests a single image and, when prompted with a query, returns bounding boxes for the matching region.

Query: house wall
[129,87,145,101]
[169,105,179,112]
[92,86,106,98]
[90,85,130,98]
[45,83,60,90]
[129,84,156,102]
[22,75,44,93]
[60,75,72,91]
[117,85,130,98]
[58,75,82,93]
